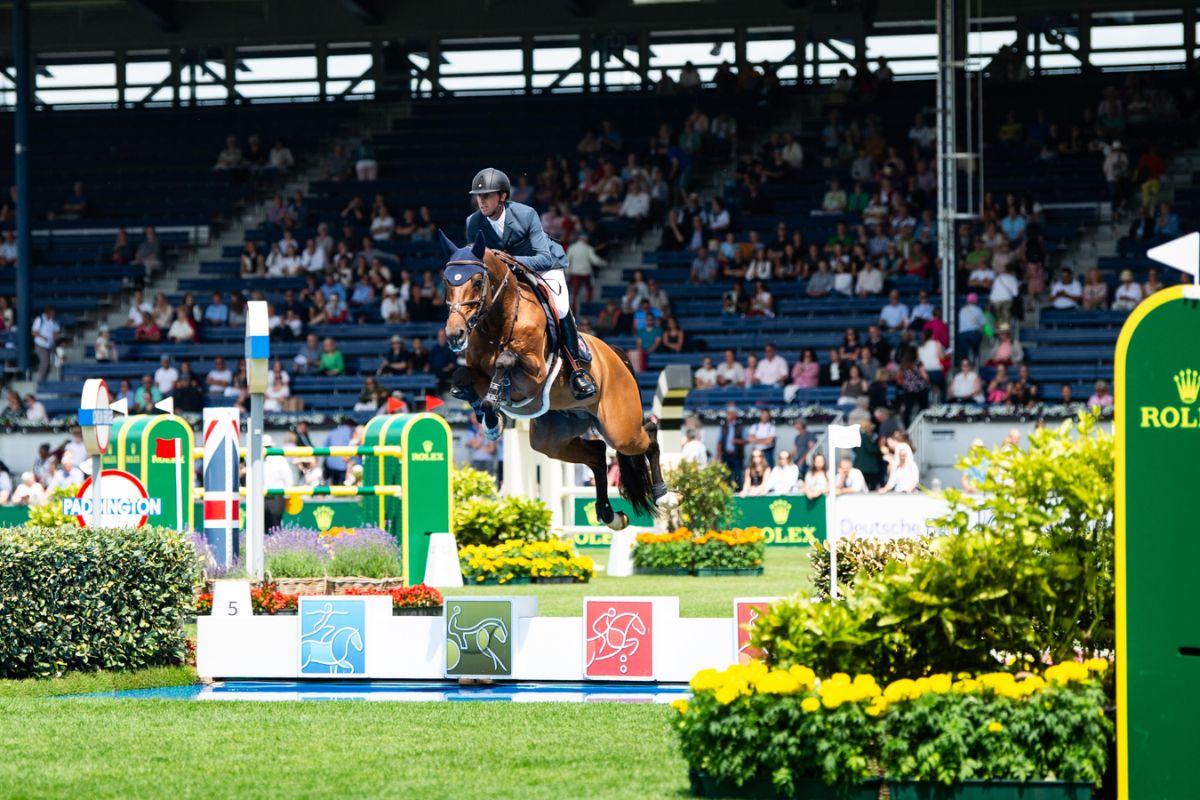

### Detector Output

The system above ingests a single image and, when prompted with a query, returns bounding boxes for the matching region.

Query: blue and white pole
[245,301,270,580]
[78,378,113,527]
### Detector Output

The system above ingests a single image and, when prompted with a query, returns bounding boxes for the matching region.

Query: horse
[439,231,670,530]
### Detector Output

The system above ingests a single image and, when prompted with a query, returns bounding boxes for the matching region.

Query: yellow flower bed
[458,539,592,583]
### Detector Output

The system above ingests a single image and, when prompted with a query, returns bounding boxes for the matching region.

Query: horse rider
[465,167,597,400]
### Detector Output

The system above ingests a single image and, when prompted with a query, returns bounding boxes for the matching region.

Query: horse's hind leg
[642,418,671,504]
[529,416,627,530]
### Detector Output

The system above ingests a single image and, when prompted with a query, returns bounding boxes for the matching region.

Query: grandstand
[1,1,1198,488]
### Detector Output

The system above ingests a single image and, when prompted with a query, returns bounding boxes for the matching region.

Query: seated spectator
[986,365,1012,403]
[878,290,910,331]
[855,260,884,297]
[1000,206,1027,244]
[111,228,133,264]
[323,144,352,181]
[949,358,984,403]
[0,230,15,267]
[821,179,848,214]
[60,180,89,217]
[134,375,163,413]
[767,450,801,494]
[354,377,384,413]
[269,137,294,172]
[690,247,717,284]
[1088,380,1114,410]
[645,279,670,317]
[153,356,178,396]
[1113,269,1143,310]
[1050,268,1083,310]
[1153,201,1180,241]
[24,393,48,423]
[370,206,396,241]
[715,350,745,387]
[134,315,161,343]
[740,450,772,497]
[636,313,662,352]
[204,356,232,395]
[694,357,718,389]
[749,280,774,318]
[660,317,686,354]
[48,455,83,492]
[659,210,688,252]
[204,291,229,326]
[791,348,820,389]
[832,262,854,296]
[839,364,870,404]
[1081,268,1108,310]
[806,261,834,297]
[798,450,830,501]
[835,455,868,495]
[325,294,348,325]
[755,344,789,386]
[319,338,346,376]
[595,300,625,336]
[378,336,412,375]
[94,325,118,362]
[263,373,291,413]
[707,198,731,235]
[11,472,46,506]
[213,136,243,170]
[410,337,431,373]
[878,442,919,494]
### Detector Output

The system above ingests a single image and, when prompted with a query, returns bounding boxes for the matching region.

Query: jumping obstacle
[199,410,454,586]
[99,410,195,531]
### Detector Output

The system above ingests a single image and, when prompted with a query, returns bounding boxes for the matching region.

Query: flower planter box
[690,770,882,799]
[272,577,329,596]
[533,576,582,584]
[254,609,297,616]
[328,577,404,594]
[888,781,1093,800]
[694,567,765,577]
[634,566,691,576]
[393,606,443,617]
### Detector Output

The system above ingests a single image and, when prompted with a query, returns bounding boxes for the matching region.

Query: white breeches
[540,269,572,319]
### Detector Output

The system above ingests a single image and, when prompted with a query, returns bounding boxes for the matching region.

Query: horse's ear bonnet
[442,230,487,286]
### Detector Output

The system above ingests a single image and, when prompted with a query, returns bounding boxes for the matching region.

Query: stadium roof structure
[0,0,1184,56]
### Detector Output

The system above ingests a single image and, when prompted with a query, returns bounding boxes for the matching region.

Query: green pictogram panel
[444,599,513,679]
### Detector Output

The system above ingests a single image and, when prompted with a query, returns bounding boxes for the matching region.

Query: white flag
[828,424,862,450]
[1147,232,1199,278]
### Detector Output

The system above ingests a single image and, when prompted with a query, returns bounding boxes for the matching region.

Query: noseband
[446,259,510,335]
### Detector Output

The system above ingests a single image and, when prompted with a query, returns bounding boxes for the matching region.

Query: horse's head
[439,230,499,353]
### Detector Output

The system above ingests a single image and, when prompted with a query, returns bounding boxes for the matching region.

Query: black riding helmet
[468,167,511,197]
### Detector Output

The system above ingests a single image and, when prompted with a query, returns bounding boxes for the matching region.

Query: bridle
[446,258,509,335]
[445,251,523,349]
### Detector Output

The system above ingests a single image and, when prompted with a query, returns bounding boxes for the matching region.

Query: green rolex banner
[1116,284,1200,800]
[572,494,825,547]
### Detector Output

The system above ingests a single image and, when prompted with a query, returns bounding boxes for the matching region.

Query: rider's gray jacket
[465,201,568,273]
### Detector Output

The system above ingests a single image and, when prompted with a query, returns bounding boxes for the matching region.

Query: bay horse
[439,231,669,530]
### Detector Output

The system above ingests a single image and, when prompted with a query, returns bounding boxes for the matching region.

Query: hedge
[0,525,201,678]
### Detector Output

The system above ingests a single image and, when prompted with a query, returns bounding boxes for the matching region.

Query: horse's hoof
[651,481,670,500]
[607,512,629,532]
[596,501,615,525]
[656,491,680,509]
[484,420,503,441]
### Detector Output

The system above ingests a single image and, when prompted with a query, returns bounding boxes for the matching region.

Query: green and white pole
[245,301,270,580]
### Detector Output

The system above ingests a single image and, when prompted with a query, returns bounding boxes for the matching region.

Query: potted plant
[632,529,693,575]
[250,583,299,615]
[343,584,445,615]
[693,528,766,577]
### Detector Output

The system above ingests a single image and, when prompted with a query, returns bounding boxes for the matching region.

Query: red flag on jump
[425,394,444,411]
[154,438,181,459]
[386,396,405,414]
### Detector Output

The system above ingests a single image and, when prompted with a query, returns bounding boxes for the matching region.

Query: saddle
[494,253,591,363]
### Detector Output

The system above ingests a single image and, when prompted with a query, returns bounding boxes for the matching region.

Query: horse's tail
[616,450,656,519]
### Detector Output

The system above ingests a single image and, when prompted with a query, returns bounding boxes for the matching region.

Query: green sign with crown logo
[571,495,825,547]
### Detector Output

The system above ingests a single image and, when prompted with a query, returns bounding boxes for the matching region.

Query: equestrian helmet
[468,167,511,197]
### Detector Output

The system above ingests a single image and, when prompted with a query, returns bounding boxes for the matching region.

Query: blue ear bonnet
[440,230,487,286]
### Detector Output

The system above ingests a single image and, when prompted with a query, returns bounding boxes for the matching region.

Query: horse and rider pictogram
[299,599,366,675]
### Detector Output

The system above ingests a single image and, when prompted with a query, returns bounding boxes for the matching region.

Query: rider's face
[476,192,504,219]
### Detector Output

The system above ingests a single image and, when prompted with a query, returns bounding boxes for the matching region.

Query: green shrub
[453,465,498,506]
[692,529,766,570]
[453,494,552,547]
[808,536,934,601]
[753,413,1115,678]
[665,460,737,532]
[26,486,80,527]
[265,549,326,578]
[631,531,693,570]
[327,544,402,578]
[0,525,201,678]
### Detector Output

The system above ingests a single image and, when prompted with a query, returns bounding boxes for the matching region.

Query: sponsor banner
[572,495,826,547]
[833,494,954,539]
[63,497,162,517]
[70,469,156,528]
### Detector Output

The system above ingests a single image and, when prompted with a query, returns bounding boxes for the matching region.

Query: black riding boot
[559,312,597,400]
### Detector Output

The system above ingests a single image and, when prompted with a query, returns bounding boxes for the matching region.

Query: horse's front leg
[479,349,519,439]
